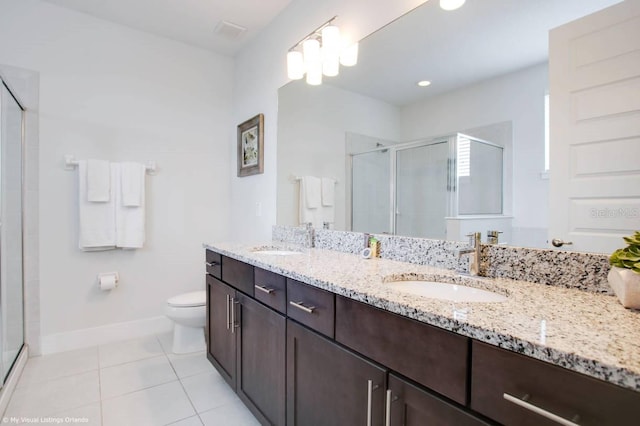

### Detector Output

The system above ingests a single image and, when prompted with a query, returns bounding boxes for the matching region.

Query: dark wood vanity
[205,250,640,426]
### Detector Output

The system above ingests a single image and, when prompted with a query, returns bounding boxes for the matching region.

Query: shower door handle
[551,239,573,248]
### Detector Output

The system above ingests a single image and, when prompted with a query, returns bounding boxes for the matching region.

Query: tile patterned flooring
[2,334,259,426]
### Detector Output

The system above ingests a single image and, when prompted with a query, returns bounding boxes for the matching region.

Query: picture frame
[237,113,264,177]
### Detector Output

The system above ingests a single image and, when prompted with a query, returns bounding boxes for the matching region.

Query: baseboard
[0,345,29,417]
[40,316,173,355]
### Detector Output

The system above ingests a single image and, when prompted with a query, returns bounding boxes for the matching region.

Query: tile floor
[2,333,260,426]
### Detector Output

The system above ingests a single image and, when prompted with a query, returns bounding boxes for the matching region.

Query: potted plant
[608,231,640,309]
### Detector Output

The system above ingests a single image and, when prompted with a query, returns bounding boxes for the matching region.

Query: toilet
[165,290,206,354]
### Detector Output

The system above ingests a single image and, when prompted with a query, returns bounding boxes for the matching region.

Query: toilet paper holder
[97,272,119,290]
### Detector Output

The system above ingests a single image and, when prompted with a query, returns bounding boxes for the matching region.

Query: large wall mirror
[276,0,626,254]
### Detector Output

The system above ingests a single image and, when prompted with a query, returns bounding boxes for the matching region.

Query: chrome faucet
[457,232,481,276]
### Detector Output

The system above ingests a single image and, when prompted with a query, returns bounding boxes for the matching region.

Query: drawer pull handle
[230,297,239,334]
[385,390,392,426]
[225,294,231,330]
[503,393,580,426]
[255,285,275,294]
[367,380,373,426]
[205,262,219,267]
[289,301,315,314]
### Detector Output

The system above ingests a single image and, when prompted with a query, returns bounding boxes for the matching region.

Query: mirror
[276,0,622,252]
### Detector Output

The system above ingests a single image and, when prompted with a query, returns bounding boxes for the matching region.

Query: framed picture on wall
[237,113,264,177]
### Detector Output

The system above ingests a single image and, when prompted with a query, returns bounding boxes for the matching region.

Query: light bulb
[340,42,359,67]
[440,0,465,11]
[322,25,340,77]
[303,38,322,85]
[287,51,304,80]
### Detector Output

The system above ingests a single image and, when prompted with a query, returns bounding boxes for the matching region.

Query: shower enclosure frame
[349,133,504,237]
[0,76,26,389]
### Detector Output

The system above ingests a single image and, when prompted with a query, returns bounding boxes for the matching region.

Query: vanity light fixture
[417,80,432,87]
[286,16,359,85]
[440,0,466,11]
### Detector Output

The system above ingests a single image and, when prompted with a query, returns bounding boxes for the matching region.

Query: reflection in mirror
[276,0,622,253]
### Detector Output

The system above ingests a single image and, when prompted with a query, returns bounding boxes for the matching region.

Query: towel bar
[64,155,157,174]
[293,175,338,183]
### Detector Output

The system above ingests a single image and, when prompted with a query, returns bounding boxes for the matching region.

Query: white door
[549,0,640,253]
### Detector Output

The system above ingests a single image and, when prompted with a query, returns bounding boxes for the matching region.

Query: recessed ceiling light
[440,0,466,11]
[417,80,432,87]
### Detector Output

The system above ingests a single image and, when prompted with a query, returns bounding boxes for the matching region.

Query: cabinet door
[236,294,286,426]
[388,374,490,426]
[287,320,386,426]
[207,275,237,390]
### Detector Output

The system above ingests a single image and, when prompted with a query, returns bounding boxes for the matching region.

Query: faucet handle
[465,232,481,246]
[487,230,503,245]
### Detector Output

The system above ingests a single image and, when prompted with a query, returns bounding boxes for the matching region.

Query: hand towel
[120,162,145,207]
[299,176,322,228]
[78,160,116,251]
[114,163,146,249]
[86,159,110,202]
[321,178,335,206]
[304,176,321,209]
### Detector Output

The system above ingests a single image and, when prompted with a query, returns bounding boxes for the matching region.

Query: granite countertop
[204,242,640,392]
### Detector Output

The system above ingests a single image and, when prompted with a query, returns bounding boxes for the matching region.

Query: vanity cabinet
[205,250,640,426]
[287,319,386,426]
[471,341,640,426]
[206,253,286,425]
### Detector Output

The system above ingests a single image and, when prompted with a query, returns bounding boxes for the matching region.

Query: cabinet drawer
[205,250,221,279]
[335,296,469,405]
[286,279,335,338]
[221,256,254,296]
[254,268,286,314]
[471,341,640,426]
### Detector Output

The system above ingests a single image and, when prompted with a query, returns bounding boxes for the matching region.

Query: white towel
[114,163,146,249]
[78,160,116,251]
[321,178,335,206]
[86,159,110,202]
[120,162,145,207]
[304,176,321,208]
[299,176,322,228]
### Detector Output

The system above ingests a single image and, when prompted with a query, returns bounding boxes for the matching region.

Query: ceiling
[327,0,622,106]
[41,0,294,56]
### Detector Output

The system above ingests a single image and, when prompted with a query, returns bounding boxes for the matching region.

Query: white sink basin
[251,248,302,256]
[388,280,507,303]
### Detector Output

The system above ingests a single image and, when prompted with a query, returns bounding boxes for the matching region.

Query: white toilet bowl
[165,291,206,354]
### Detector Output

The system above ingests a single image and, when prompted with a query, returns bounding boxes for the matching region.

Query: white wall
[0,0,233,351]
[231,0,426,242]
[400,63,549,239]
[276,80,400,231]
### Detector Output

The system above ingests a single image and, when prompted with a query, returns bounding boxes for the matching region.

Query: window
[457,137,470,177]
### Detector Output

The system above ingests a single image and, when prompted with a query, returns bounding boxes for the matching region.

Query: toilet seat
[167,290,206,308]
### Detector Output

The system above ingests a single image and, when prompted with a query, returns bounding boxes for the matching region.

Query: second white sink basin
[388,280,507,303]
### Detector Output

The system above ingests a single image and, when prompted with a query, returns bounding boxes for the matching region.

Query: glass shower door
[395,141,450,239]
[351,149,391,234]
[0,81,25,383]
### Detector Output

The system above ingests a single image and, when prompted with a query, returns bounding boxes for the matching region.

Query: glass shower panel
[457,137,503,215]
[0,82,24,383]
[351,149,391,234]
[396,142,449,239]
